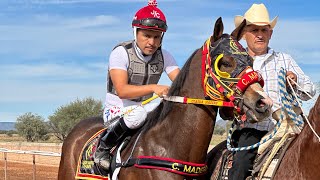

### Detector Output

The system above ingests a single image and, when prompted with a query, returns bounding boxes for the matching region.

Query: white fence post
[0,148,61,179]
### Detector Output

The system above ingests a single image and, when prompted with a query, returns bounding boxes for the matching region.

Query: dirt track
[0,136,224,179]
[0,142,61,180]
[0,161,58,180]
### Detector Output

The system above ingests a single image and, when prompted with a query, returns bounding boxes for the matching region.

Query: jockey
[94,0,180,171]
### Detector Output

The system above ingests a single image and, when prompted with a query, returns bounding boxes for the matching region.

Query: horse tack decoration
[207,69,319,180]
[58,17,272,180]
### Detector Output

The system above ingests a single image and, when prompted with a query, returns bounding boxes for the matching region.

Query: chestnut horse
[58,18,272,180]
[207,95,320,180]
[273,94,320,180]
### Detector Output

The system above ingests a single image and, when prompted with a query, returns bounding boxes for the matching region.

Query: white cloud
[1,63,106,79]
[32,14,118,28]
[3,12,318,64]
[267,19,320,64]
[1,80,105,103]
[0,14,131,58]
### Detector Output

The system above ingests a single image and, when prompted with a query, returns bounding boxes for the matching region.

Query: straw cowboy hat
[234,3,278,29]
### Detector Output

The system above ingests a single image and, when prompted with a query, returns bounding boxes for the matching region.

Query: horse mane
[141,49,199,132]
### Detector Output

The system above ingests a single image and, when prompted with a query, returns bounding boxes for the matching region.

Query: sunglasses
[132,18,167,30]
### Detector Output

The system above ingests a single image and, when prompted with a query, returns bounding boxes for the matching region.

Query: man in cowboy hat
[229,3,316,180]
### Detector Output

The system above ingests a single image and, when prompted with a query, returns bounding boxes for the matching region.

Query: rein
[164,37,264,111]
[286,72,320,142]
[226,68,313,152]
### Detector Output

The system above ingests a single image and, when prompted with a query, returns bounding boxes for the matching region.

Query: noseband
[201,37,264,113]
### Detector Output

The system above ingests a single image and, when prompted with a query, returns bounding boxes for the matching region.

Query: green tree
[48,97,103,141]
[213,125,226,135]
[15,112,49,142]
[6,130,17,137]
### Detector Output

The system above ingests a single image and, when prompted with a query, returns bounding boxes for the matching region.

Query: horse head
[206,17,272,123]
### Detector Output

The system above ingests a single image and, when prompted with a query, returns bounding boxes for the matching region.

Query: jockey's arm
[168,68,180,82]
[110,69,169,99]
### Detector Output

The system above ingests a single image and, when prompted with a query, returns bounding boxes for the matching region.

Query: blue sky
[1,0,320,122]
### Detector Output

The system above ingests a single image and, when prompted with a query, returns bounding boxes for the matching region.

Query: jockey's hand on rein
[153,85,169,97]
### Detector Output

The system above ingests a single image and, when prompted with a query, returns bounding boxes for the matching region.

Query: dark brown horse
[207,95,320,180]
[58,18,272,180]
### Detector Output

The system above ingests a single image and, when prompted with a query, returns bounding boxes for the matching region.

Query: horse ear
[212,17,224,42]
[231,19,246,41]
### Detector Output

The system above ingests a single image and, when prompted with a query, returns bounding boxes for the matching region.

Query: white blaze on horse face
[245,67,273,106]
[249,82,273,107]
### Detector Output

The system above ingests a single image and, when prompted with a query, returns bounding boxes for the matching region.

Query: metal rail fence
[0,148,61,180]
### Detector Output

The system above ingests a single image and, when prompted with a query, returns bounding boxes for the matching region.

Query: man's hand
[286,71,297,88]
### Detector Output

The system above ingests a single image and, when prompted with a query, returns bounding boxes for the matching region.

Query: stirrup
[96,154,111,170]
[94,146,112,171]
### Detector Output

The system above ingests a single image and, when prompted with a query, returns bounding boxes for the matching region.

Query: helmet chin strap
[133,27,138,42]
[159,32,164,46]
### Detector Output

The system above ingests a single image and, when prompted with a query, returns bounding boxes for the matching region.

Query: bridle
[164,36,264,116]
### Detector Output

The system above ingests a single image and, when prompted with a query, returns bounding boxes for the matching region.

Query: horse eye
[221,61,232,68]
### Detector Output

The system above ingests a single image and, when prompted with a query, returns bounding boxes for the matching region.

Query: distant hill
[0,122,16,131]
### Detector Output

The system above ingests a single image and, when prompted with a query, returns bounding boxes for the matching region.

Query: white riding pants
[103,103,159,129]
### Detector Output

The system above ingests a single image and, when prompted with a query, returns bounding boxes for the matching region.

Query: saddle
[211,107,303,180]
[75,129,131,180]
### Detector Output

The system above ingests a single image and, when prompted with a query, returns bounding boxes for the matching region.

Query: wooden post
[4,152,7,180]
[33,154,36,180]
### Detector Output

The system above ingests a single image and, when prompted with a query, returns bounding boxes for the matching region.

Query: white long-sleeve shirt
[243,48,316,131]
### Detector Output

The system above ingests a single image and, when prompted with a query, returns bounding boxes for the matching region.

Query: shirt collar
[133,41,152,61]
[246,47,274,59]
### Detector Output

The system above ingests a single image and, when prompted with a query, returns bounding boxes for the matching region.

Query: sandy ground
[0,142,62,180]
[0,136,224,180]
[0,161,59,180]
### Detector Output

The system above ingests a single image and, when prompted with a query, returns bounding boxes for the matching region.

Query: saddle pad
[75,128,109,180]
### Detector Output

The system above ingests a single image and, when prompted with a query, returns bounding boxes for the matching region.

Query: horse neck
[297,96,320,143]
[308,95,320,131]
[280,96,320,161]
[161,50,218,161]
[274,97,320,179]
[298,96,320,144]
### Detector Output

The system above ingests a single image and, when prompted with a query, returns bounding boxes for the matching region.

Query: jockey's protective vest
[107,40,164,102]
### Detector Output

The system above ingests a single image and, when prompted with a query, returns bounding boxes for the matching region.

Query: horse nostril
[255,99,268,113]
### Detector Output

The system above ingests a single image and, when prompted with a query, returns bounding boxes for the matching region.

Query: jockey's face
[243,24,273,56]
[136,29,162,56]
